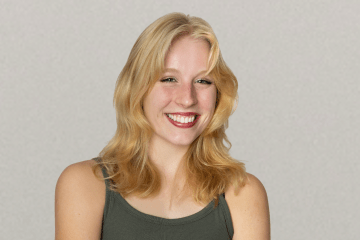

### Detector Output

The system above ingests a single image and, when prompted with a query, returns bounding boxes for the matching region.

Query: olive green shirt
[96,158,234,239]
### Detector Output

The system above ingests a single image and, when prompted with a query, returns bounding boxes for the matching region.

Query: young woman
[55,12,270,240]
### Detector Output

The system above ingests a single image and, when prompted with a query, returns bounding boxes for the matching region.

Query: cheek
[156,88,174,106]
[198,89,217,112]
[146,87,174,112]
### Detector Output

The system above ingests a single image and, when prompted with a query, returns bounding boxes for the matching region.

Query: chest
[122,193,211,219]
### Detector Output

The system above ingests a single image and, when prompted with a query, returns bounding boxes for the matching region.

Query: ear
[215,89,219,108]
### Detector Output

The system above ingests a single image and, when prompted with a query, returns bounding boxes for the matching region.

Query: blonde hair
[92,12,247,208]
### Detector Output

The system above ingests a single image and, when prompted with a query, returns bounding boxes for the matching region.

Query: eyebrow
[163,68,180,73]
[163,68,209,76]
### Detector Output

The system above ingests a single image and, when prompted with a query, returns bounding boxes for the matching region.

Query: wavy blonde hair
[92,12,247,208]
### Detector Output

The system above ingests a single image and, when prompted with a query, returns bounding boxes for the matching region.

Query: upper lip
[166,112,200,116]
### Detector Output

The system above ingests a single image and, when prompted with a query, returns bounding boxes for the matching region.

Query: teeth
[181,116,185,123]
[167,114,197,123]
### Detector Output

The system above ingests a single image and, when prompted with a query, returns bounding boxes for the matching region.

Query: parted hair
[92,12,247,208]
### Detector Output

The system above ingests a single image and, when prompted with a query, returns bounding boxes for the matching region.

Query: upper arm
[227,173,270,240]
[55,160,105,240]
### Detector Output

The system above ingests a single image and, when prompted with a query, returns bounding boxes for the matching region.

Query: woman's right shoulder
[55,159,105,239]
[56,159,106,205]
[56,159,105,194]
[59,159,102,177]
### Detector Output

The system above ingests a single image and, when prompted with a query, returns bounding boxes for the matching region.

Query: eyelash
[160,77,212,85]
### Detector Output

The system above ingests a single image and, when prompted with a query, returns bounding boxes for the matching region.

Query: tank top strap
[91,157,109,175]
[92,157,111,188]
[218,191,233,238]
[91,157,113,228]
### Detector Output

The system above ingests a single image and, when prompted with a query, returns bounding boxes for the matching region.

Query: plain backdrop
[1,0,359,239]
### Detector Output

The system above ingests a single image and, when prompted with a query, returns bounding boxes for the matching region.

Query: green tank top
[96,159,234,239]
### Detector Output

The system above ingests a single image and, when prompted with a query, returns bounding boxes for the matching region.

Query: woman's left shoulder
[225,173,270,240]
[225,173,268,200]
[241,173,268,197]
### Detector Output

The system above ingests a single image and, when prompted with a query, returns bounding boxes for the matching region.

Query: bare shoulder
[56,160,105,203]
[56,159,104,188]
[55,159,105,240]
[225,173,270,240]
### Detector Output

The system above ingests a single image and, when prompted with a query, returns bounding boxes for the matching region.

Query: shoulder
[56,159,104,187]
[56,160,105,201]
[225,173,270,240]
[55,159,105,239]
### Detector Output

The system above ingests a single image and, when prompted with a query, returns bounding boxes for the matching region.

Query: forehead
[164,36,210,73]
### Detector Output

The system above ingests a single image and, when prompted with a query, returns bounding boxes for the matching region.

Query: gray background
[1,0,359,239]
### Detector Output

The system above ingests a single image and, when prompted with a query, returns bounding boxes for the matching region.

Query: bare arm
[55,160,105,240]
[228,173,271,240]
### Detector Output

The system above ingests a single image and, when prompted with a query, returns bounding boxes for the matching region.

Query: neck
[148,135,189,191]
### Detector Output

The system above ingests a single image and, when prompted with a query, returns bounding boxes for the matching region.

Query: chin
[167,135,199,147]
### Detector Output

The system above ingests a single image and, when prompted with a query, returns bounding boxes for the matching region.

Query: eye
[160,77,177,83]
[196,79,212,85]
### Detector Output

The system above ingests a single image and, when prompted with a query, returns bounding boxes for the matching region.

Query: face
[143,35,217,147]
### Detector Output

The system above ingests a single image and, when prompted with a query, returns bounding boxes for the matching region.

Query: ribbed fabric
[94,158,234,240]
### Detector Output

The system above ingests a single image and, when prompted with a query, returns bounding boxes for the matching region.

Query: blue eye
[160,77,177,82]
[196,79,212,85]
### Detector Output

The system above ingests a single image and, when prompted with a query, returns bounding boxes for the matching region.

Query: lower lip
[165,114,200,128]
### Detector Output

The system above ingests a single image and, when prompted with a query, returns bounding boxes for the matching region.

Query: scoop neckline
[113,192,217,225]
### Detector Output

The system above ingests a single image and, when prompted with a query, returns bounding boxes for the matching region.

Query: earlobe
[215,89,219,108]
[140,99,144,111]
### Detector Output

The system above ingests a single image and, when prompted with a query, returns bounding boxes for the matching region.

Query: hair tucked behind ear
[92,12,247,208]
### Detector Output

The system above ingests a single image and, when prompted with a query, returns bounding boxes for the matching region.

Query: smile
[165,113,200,128]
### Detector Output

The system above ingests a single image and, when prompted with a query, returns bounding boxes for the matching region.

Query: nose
[174,82,198,108]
